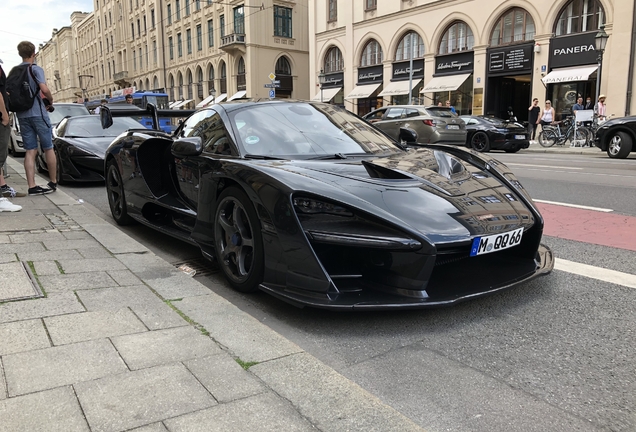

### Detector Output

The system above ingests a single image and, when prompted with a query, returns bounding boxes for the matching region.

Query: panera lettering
[553,44,595,56]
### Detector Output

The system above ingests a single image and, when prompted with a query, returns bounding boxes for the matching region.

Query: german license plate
[514,134,526,139]
[447,125,460,130]
[470,228,523,257]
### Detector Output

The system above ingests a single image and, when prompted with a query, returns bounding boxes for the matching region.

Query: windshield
[425,107,457,118]
[65,116,145,137]
[230,103,402,158]
[49,105,90,125]
[144,95,170,109]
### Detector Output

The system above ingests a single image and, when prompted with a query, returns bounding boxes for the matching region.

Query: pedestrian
[125,94,134,104]
[527,98,540,140]
[584,96,593,110]
[94,99,107,114]
[445,100,456,114]
[572,97,584,115]
[596,94,607,120]
[9,41,57,195]
[537,100,555,130]
[0,59,22,211]
[437,101,443,107]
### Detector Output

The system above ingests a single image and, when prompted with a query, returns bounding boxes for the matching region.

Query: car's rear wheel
[607,131,632,159]
[471,132,490,152]
[106,160,133,225]
[214,187,264,293]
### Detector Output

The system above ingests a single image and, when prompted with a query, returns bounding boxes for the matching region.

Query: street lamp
[318,69,326,102]
[594,24,609,113]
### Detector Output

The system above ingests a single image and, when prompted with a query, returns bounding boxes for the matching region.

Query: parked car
[35,115,146,184]
[594,116,636,158]
[459,116,530,153]
[8,113,26,156]
[98,99,553,310]
[49,103,90,127]
[363,105,467,145]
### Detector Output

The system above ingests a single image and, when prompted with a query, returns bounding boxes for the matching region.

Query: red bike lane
[535,202,636,251]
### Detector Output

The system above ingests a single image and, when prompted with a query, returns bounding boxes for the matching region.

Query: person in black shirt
[527,98,540,140]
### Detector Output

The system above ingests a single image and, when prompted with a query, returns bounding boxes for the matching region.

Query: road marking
[534,199,613,212]
[507,163,582,170]
[555,258,636,289]
[521,168,636,179]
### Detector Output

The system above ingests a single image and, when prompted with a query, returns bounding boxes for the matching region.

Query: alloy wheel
[215,196,255,284]
[106,163,128,223]
[608,135,622,157]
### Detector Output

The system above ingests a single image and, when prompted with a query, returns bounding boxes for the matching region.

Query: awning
[227,90,247,101]
[172,99,194,109]
[541,65,598,84]
[215,93,227,103]
[378,79,422,97]
[168,101,180,108]
[311,87,342,102]
[421,73,471,93]
[196,94,215,108]
[344,83,382,100]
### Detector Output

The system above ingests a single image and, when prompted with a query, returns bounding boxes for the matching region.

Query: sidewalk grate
[173,257,219,278]
[0,261,45,303]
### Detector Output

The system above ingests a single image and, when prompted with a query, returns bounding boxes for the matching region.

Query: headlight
[293,197,353,216]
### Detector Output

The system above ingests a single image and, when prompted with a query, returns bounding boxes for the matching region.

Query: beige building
[310,0,635,121]
[40,0,310,106]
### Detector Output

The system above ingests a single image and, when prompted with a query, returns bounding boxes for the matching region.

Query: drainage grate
[173,257,219,277]
[0,262,45,303]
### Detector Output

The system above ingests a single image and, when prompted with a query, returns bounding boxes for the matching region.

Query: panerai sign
[549,32,598,68]
[553,44,595,56]
[434,51,474,76]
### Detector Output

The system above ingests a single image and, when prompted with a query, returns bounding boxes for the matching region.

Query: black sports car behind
[37,115,146,183]
[594,116,636,158]
[100,100,553,310]
[460,116,529,153]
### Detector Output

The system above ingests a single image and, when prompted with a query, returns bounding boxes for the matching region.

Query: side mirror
[100,106,113,129]
[399,127,418,145]
[171,136,203,158]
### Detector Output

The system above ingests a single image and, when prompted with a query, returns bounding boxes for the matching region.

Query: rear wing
[100,103,195,131]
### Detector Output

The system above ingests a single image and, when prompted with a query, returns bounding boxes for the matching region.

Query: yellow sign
[268,73,276,81]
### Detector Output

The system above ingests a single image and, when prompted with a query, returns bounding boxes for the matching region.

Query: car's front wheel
[106,160,133,225]
[214,187,264,293]
[607,131,632,159]
[471,132,490,152]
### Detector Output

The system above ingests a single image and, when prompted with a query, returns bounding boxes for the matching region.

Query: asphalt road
[24,150,636,431]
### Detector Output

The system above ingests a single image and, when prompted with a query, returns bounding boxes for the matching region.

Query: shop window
[360,40,383,67]
[439,21,474,55]
[395,31,425,61]
[555,0,605,36]
[324,46,344,73]
[275,56,293,97]
[490,8,535,46]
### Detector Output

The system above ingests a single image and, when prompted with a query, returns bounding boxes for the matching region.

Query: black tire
[471,132,490,152]
[607,131,633,159]
[214,186,264,293]
[106,160,134,225]
[538,130,556,147]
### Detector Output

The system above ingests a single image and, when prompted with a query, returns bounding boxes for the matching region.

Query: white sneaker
[0,197,22,212]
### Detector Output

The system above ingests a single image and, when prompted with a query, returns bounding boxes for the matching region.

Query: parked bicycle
[537,117,589,148]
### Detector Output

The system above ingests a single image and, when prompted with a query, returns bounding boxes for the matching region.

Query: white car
[8,113,26,156]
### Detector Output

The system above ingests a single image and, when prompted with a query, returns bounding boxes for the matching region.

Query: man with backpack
[0,60,22,211]
[6,41,57,195]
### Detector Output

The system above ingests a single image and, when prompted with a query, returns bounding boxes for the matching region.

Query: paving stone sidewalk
[0,158,424,432]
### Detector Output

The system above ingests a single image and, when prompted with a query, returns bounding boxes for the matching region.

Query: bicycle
[581,114,613,146]
[537,117,589,148]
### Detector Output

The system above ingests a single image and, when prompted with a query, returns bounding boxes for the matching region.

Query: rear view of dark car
[363,105,466,144]
[460,116,529,153]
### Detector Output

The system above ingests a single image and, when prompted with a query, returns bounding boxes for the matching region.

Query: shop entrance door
[486,75,531,122]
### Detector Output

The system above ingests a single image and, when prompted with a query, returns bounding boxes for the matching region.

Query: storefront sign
[391,60,424,80]
[487,44,533,75]
[549,32,598,69]
[434,51,474,76]
[357,65,383,84]
[322,72,344,89]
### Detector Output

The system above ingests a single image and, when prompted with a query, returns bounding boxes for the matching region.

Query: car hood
[65,137,115,156]
[251,149,536,244]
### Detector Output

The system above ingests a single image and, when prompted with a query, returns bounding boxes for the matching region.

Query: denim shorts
[18,116,53,151]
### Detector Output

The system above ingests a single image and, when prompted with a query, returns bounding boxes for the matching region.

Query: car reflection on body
[363,105,467,145]
[36,115,146,184]
[100,99,553,310]
[460,115,530,153]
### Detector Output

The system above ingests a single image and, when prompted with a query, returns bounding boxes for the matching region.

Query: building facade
[310,0,636,121]
[40,0,310,106]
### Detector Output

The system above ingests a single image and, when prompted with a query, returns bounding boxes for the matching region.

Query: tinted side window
[405,109,420,118]
[385,108,405,120]
[194,112,233,155]
[366,109,386,121]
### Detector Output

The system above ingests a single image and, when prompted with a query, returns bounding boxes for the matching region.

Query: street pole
[408,32,414,105]
[318,69,326,103]
[595,51,603,113]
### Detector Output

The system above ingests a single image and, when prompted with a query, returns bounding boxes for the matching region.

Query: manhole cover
[0,262,45,302]
[173,257,219,277]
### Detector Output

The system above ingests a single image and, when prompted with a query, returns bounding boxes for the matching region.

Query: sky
[0,0,94,73]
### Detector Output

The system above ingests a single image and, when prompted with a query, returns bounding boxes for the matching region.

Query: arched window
[360,40,383,67]
[439,21,474,55]
[187,70,193,99]
[197,67,204,99]
[207,64,215,94]
[177,72,183,99]
[275,56,292,75]
[237,57,246,91]
[555,0,605,35]
[145,78,150,90]
[219,61,227,93]
[395,31,425,61]
[169,74,175,100]
[323,46,343,73]
[153,76,159,90]
[490,8,535,46]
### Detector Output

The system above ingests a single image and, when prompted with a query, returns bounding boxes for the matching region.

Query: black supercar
[100,100,553,310]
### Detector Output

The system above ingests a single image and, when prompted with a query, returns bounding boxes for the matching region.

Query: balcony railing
[220,33,245,51]
[113,71,129,81]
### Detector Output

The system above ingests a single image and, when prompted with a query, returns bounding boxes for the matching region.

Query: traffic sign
[272,80,280,85]
[269,89,276,98]
[268,72,276,81]
[264,83,281,88]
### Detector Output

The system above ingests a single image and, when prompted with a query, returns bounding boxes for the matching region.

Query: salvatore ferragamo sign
[434,51,474,76]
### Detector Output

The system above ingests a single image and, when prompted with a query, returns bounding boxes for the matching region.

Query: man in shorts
[14,41,57,195]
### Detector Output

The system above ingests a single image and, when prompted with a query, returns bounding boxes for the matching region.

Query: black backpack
[5,64,39,112]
